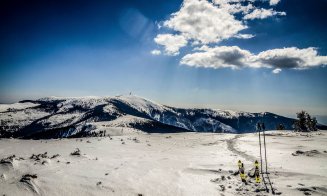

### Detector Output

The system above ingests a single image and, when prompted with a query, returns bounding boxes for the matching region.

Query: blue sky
[0,0,326,121]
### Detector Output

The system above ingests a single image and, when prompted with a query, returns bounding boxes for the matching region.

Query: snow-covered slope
[0,95,315,138]
[1,131,327,195]
[0,102,39,112]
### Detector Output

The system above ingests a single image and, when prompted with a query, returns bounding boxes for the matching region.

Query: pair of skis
[257,123,275,194]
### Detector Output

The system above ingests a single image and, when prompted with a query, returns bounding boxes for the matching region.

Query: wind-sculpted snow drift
[0,95,323,138]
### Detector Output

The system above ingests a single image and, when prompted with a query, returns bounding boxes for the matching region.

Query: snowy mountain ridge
[0,95,322,138]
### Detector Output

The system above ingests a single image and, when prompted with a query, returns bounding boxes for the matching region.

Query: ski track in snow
[226,134,256,162]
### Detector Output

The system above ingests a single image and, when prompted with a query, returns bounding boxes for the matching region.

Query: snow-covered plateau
[0,131,326,196]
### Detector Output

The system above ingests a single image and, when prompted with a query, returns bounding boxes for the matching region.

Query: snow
[115,95,176,116]
[0,109,50,128]
[1,131,326,196]
[0,102,39,113]
[38,96,102,102]
[102,104,119,115]
[97,115,151,128]
[193,117,237,133]
[212,109,255,119]
[114,95,243,131]
[39,112,83,128]
[56,97,109,113]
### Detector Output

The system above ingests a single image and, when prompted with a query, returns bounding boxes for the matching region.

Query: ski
[266,173,275,194]
[261,172,269,193]
[262,127,276,194]
[257,124,269,193]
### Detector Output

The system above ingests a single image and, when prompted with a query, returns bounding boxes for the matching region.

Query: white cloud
[272,68,282,74]
[152,0,326,73]
[181,46,327,71]
[163,0,247,44]
[269,0,281,6]
[152,0,287,55]
[244,8,286,20]
[234,34,255,39]
[151,49,161,55]
[154,34,188,56]
[256,47,327,69]
[214,1,254,14]
[180,46,253,69]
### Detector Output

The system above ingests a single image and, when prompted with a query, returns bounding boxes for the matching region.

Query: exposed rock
[20,174,39,194]
[0,155,16,165]
[70,148,81,156]
[20,174,37,183]
[50,154,60,159]
[292,150,320,157]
